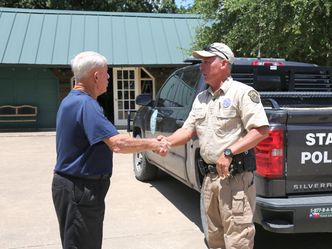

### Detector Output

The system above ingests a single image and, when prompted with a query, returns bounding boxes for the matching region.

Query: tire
[133,134,158,181]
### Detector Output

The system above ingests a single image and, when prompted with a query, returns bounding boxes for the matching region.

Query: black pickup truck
[129,57,332,235]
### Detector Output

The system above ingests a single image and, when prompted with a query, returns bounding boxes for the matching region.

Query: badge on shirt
[248,90,260,103]
[223,98,232,108]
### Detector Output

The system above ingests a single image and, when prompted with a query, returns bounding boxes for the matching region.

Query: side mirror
[136,93,152,106]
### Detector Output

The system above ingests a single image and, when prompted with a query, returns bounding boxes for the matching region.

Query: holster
[197,158,209,176]
[229,149,256,176]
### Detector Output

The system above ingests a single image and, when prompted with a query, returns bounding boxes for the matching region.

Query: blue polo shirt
[54,90,119,177]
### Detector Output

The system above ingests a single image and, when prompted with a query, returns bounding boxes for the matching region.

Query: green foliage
[193,0,332,66]
[0,0,48,8]
[155,0,178,13]
[0,0,179,13]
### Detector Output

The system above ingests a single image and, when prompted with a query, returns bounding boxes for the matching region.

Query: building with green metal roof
[0,7,201,129]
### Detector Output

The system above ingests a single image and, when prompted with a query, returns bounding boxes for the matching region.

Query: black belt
[198,149,256,177]
[55,171,111,180]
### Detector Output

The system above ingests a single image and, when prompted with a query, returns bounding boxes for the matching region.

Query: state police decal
[248,90,260,103]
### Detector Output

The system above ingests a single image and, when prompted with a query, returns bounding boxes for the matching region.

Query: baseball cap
[192,42,235,64]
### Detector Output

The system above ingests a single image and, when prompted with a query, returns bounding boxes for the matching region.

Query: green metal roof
[0,7,202,67]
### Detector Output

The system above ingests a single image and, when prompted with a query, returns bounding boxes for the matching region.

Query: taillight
[255,129,284,178]
[251,60,285,67]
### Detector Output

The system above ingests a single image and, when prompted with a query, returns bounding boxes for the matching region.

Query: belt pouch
[197,158,209,176]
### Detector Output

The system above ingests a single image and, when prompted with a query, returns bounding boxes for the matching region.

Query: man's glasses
[203,44,229,60]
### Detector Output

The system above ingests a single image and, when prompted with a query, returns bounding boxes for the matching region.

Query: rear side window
[156,67,200,108]
[157,73,182,107]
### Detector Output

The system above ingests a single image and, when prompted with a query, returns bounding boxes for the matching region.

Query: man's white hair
[70,51,107,82]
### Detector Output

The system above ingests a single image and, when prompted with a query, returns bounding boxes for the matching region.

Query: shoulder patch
[248,90,260,103]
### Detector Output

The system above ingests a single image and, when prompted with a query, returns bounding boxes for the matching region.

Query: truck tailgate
[285,108,332,194]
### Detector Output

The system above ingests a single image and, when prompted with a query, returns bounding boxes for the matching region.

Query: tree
[49,0,154,12]
[0,0,178,13]
[155,0,177,13]
[0,0,48,8]
[193,0,332,66]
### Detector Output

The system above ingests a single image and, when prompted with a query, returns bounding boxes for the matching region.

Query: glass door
[113,67,155,127]
[113,68,138,126]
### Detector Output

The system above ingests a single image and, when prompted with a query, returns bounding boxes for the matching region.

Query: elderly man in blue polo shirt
[52,51,169,249]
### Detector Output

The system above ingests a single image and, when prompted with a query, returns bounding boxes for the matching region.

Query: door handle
[176,119,184,126]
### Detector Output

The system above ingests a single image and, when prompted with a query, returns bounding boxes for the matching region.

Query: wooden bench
[0,105,38,123]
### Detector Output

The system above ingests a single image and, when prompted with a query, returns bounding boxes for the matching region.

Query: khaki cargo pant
[202,171,256,249]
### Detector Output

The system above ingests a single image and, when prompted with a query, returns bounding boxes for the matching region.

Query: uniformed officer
[164,43,269,249]
[52,51,169,249]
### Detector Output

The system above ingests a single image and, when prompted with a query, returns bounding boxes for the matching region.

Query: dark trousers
[52,173,110,249]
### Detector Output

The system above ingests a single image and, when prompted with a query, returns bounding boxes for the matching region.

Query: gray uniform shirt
[183,77,269,164]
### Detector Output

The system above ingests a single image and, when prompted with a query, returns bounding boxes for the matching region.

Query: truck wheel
[133,134,158,181]
[200,188,209,245]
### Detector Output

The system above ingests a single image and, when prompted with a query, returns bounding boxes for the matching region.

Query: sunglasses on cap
[203,44,229,60]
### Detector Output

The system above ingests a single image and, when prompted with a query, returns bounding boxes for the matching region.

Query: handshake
[152,135,170,156]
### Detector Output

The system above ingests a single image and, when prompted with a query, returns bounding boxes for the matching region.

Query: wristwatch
[223,148,234,158]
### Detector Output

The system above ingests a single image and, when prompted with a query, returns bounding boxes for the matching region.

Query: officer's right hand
[216,154,232,178]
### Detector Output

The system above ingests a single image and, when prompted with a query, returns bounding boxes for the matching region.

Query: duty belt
[198,149,256,177]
